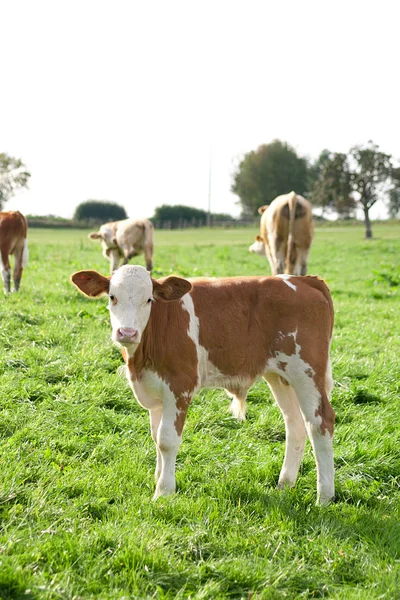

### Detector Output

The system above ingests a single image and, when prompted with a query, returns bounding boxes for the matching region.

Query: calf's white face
[249,235,265,256]
[108,265,153,345]
[71,265,192,348]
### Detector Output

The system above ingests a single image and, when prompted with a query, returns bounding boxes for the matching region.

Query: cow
[0,210,29,293]
[89,218,154,274]
[71,265,335,504]
[249,191,313,276]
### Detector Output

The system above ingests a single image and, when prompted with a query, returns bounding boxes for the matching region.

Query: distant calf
[89,218,154,274]
[71,265,335,504]
[249,191,313,275]
[0,211,28,293]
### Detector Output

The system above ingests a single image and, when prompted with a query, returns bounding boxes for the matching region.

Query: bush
[73,200,127,224]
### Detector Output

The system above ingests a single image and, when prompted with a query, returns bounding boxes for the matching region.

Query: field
[0,224,399,599]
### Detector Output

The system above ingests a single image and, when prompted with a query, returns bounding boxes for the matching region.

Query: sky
[2,0,399,220]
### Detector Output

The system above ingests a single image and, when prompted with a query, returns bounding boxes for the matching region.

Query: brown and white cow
[89,218,154,274]
[71,265,335,504]
[249,191,313,276]
[0,210,29,293]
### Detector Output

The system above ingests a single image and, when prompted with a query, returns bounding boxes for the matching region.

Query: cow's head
[71,265,191,347]
[249,235,265,256]
[88,231,103,241]
[89,225,118,250]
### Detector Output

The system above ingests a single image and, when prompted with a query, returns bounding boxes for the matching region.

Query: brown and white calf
[0,210,29,293]
[89,218,154,274]
[249,191,314,276]
[71,265,335,503]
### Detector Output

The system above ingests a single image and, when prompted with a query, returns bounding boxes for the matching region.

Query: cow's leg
[12,246,24,291]
[268,234,284,274]
[108,249,121,274]
[226,386,249,421]
[290,374,335,505]
[153,391,191,499]
[264,373,307,488]
[149,406,163,482]
[293,247,310,276]
[144,242,153,272]
[0,249,11,293]
[265,252,276,275]
[121,247,138,265]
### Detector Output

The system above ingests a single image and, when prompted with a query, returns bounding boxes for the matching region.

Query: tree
[310,151,355,218]
[74,200,127,223]
[349,141,393,238]
[0,153,31,210]
[231,140,309,216]
[388,188,400,218]
[388,167,400,218]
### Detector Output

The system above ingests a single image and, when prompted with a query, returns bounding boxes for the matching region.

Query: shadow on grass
[351,389,382,404]
[0,581,38,600]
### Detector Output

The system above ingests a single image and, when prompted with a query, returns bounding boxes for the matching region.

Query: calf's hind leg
[264,373,307,488]
[290,374,335,505]
[144,241,153,271]
[13,243,25,291]
[0,248,11,293]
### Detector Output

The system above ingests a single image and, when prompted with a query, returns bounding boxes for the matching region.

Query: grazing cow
[249,191,313,276]
[71,265,335,504]
[0,210,29,293]
[89,218,154,274]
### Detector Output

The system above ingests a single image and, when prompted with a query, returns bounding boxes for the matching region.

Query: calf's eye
[147,298,152,303]
[109,294,115,301]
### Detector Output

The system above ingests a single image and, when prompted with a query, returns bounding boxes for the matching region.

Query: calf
[89,218,154,274]
[71,265,335,504]
[249,191,313,275]
[0,210,29,293]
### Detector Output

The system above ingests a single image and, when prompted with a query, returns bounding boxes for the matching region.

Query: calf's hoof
[317,494,335,506]
[152,482,176,501]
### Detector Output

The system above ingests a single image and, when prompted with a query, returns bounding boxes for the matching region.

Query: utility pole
[207,146,212,227]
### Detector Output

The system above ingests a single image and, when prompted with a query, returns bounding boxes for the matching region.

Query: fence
[153,218,259,229]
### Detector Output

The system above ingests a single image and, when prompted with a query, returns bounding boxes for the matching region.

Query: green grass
[0,223,399,599]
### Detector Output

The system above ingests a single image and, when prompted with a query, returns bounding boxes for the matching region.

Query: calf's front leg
[149,406,162,483]
[153,391,191,500]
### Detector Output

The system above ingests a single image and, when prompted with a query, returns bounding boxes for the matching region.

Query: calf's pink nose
[117,327,138,341]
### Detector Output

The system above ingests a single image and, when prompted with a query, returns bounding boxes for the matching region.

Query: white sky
[2,0,399,220]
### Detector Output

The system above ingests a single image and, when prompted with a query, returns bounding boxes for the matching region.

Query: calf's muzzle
[116,327,139,343]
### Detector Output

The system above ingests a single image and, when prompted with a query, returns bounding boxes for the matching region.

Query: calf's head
[249,235,265,256]
[71,265,191,346]
[89,226,118,252]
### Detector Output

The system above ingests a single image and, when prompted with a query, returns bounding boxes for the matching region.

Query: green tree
[388,188,400,218]
[349,141,393,238]
[0,153,31,210]
[388,167,400,218]
[74,200,127,223]
[231,140,309,216]
[310,151,355,218]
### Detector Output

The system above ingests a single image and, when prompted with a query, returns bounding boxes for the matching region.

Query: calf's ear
[152,276,192,301]
[256,235,263,242]
[88,232,103,240]
[71,270,110,297]
[258,205,267,215]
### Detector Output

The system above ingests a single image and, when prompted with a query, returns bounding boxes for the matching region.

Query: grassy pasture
[0,223,399,599]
